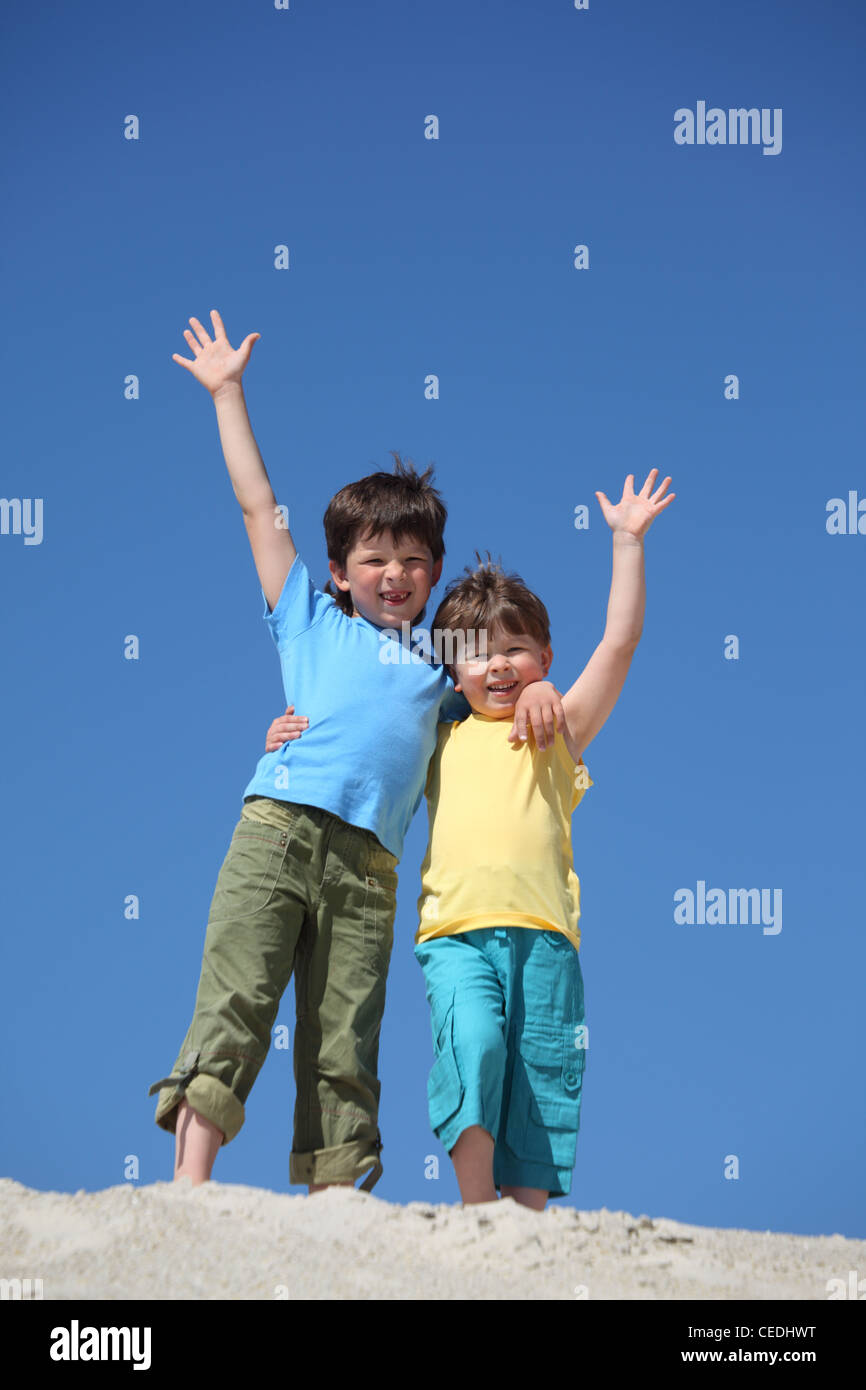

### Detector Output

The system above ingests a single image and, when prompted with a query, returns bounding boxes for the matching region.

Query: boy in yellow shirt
[267,469,674,1207]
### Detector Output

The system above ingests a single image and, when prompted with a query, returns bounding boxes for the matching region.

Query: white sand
[1,1177,861,1300]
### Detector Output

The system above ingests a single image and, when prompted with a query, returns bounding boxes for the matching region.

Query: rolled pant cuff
[153,1072,245,1146]
[290,1135,383,1192]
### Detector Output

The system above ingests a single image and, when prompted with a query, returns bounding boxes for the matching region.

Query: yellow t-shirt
[415,712,593,952]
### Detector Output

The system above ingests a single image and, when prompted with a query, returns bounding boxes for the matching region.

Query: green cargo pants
[148,796,398,1191]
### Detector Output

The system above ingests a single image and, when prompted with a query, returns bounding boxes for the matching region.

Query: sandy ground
[1,1177,862,1300]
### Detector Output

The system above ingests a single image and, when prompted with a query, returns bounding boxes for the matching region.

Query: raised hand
[595,470,675,540]
[172,309,260,397]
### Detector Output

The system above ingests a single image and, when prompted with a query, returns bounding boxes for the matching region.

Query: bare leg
[500,1184,548,1211]
[174,1098,224,1184]
[450,1125,497,1204]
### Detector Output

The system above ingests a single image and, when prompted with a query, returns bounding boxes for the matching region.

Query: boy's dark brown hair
[323,451,447,616]
[431,552,551,669]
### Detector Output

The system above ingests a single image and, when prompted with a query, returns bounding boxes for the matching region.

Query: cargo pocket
[362,847,398,964]
[427,990,464,1135]
[506,1027,584,1169]
[208,816,294,921]
[541,929,572,950]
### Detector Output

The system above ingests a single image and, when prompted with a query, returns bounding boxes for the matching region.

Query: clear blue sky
[1,0,863,1240]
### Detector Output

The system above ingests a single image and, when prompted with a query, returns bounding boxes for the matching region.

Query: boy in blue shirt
[148,310,556,1193]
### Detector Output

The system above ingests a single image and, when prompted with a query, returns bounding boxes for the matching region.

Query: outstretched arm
[173,309,296,611]
[560,469,675,761]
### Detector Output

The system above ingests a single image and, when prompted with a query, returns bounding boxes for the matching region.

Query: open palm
[171,309,260,395]
[595,469,675,539]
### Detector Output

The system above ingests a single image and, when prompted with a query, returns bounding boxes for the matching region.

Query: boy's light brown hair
[431,553,551,672]
[323,451,447,616]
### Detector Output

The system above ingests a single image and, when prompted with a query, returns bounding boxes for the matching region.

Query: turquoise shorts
[414,927,587,1198]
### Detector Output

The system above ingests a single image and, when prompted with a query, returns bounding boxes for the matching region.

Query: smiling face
[452,624,553,717]
[328,529,443,628]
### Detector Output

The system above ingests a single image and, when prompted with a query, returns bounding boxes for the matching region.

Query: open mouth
[381,590,411,605]
[488,681,518,695]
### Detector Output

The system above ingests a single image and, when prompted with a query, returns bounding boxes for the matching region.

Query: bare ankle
[173,1098,223,1183]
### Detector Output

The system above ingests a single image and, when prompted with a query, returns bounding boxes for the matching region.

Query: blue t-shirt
[243,553,469,859]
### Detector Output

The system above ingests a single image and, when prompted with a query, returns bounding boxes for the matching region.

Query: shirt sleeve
[438,678,471,723]
[262,553,335,651]
[425,724,450,797]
